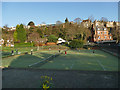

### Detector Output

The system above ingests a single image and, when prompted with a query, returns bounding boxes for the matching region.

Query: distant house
[91,23,113,42]
[81,19,92,28]
[2,26,16,31]
[0,39,4,46]
[116,22,120,27]
[36,24,46,27]
[10,27,16,31]
[25,25,36,29]
[5,39,14,47]
[94,20,104,26]
[106,21,114,28]
[46,24,56,27]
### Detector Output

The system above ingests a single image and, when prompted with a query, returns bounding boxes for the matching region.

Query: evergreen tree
[16,24,20,31]
[13,30,18,42]
[65,18,69,23]
[28,21,35,26]
[16,24,27,43]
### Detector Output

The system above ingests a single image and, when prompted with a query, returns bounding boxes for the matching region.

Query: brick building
[91,23,113,42]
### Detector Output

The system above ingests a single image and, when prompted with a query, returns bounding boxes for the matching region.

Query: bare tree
[42,22,46,24]
[56,20,63,25]
[100,17,108,22]
[111,26,120,43]
[88,15,94,22]
[74,17,81,24]
[27,32,40,42]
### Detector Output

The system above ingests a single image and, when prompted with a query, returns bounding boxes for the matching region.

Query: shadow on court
[2,69,118,88]
[9,53,53,68]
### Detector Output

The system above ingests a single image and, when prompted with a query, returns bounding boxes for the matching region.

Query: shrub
[83,45,91,49]
[64,42,68,46]
[2,52,12,58]
[47,35,58,43]
[69,39,84,48]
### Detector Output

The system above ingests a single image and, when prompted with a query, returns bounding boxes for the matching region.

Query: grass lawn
[32,50,118,71]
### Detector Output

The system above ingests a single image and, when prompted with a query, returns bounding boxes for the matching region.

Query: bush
[64,42,68,46]
[83,45,89,49]
[69,39,84,48]
[2,52,12,58]
[14,42,34,47]
[47,35,58,43]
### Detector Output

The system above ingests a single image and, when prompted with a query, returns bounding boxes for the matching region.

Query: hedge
[14,42,34,47]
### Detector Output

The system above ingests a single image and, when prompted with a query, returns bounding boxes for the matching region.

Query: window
[110,36,111,39]
[96,23,98,26]
[98,31,100,34]
[104,31,107,34]
[98,36,101,39]
[104,36,107,39]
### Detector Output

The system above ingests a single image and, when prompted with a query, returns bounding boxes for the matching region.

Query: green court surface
[2,50,118,71]
[2,50,59,68]
[31,50,118,71]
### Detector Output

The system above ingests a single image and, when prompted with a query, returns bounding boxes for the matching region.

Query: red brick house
[91,24,113,42]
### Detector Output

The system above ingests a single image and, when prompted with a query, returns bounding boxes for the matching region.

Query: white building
[106,21,114,27]
[36,24,46,27]
[0,39,4,46]
[57,38,66,44]
[11,27,16,30]
[116,22,120,26]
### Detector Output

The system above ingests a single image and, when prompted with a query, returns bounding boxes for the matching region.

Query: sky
[2,2,118,27]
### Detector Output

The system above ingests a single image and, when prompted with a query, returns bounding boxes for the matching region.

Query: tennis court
[31,50,118,71]
[2,49,118,71]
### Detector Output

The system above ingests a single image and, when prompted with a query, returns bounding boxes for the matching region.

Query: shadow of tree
[9,53,53,68]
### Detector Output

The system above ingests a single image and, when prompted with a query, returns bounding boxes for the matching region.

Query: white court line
[96,60,106,71]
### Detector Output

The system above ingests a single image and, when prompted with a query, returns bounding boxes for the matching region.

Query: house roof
[96,25,107,31]
[82,19,90,22]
